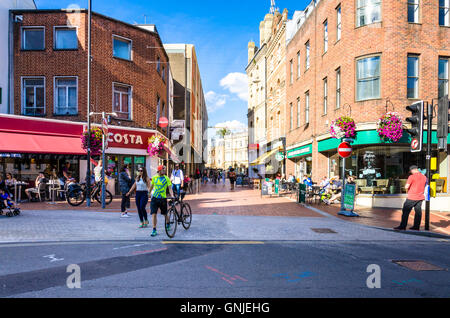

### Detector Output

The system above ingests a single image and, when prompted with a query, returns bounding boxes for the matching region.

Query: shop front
[286,143,313,182]
[317,129,450,211]
[0,114,173,197]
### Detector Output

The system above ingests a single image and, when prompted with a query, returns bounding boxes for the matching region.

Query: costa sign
[105,128,159,150]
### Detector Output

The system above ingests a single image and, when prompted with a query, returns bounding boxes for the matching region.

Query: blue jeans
[172,184,181,198]
[135,191,148,223]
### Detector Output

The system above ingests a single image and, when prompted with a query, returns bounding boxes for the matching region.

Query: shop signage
[287,144,312,159]
[343,183,357,211]
[338,142,352,158]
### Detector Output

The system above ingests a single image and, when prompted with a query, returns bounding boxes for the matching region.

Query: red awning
[0,132,86,155]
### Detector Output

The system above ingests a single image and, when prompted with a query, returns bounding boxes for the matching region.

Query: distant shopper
[94,160,103,184]
[119,165,132,218]
[127,167,151,228]
[229,168,237,190]
[170,164,184,198]
[394,165,427,231]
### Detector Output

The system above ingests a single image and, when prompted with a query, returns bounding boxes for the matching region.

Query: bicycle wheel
[181,202,192,230]
[165,206,178,238]
[67,190,86,207]
[95,190,113,205]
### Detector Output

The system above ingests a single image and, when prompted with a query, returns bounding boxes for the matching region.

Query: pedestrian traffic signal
[406,101,424,153]
[437,95,450,152]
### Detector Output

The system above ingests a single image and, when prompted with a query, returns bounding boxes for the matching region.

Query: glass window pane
[55,29,77,49]
[23,29,44,50]
[439,59,448,79]
[121,94,129,114]
[35,87,44,107]
[68,87,77,108]
[25,87,35,107]
[113,92,120,112]
[408,57,418,76]
[439,80,449,98]
[407,78,418,98]
[57,87,66,107]
[113,38,131,60]
[25,79,44,86]
[57,78,76,86]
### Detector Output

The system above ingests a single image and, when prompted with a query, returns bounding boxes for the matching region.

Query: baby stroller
[0,199,21,217]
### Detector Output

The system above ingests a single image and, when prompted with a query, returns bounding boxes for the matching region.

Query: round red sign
[338,142,353,159]
[158,117,169,128]
[411,139,419,150]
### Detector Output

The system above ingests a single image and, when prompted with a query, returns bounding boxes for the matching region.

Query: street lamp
[89,111,118,209]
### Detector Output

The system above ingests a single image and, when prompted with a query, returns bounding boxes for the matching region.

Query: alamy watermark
[66,264,81,289]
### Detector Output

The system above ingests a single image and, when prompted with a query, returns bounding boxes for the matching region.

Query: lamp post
[86,0,92,207]
[89,111,117,209]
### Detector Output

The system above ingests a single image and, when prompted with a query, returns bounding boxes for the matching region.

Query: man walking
[170,164,184,199]
[148,165,172,237]
[394,165,427,231]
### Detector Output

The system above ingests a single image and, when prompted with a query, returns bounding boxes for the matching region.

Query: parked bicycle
[66,181,113,207]
[165,190,192,238]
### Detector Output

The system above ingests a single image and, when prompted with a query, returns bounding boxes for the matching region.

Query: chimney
[248,42,256,64]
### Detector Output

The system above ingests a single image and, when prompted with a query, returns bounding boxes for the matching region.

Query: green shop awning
[287,144,312,159]
[318,129,450,152]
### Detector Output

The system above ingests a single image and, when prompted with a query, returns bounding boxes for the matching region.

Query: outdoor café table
[13,181,28,204]
[46,180,60,204]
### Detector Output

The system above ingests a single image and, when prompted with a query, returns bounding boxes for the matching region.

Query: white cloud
[220,72,248,102]
[205,91,228,113]
[214,120,248,133]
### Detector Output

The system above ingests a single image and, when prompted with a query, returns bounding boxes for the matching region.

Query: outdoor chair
[399,179,408,193]
[434,179,445,194]
[373,179,389,194]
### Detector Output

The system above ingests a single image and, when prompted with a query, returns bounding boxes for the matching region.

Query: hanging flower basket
[330,116,356,140]
[148,135,166,157]
[377,112,404,143]
[81,127,103,156]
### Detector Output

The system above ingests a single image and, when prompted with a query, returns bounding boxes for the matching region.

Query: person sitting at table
[303,175,313,187]
[25,172,48,202]
[4,173,17,199]
[324,176,347,205]
[288,174,296,183]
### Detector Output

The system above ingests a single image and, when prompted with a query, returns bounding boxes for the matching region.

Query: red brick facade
[285,0,450,180]
[12,10,168,134]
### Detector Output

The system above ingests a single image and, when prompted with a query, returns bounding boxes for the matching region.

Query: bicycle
[66,181,113,207]
[165,190,192,238]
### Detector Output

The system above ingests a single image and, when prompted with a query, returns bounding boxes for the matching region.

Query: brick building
[1,9,174,194]
[285,0,450,210]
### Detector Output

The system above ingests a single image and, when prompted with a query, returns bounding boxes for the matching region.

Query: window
[297,97,301,127]
[113,36,132,60]
[337,5,342,41]
[157,56,161,73]
[336,68,341,109]
[290,103,294,130]
[439,57,449,99]
[54,77,77,115]
[323,20,328,53]
[113,83,131,120]
[305,41,310,70]
[305,91,310,124]
[440,0,450,26]
[22,78,45,116]
[356,0,381,27]
[407,55,419,99]
[22,27,44,50]
[356,55,381,101]
[297,51,301,78]
[323,77,328,115]
[408,0,419,23]
[156,95,161,122]
[162,66,166,82]
[54,27,77,50]
[290,59,294,84]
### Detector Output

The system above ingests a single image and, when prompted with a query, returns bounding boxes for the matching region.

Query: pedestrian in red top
[394,165,427,231]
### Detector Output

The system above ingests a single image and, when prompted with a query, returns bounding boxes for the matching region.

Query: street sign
[338,142,352,158]
[411,138,420,151]
[159,117,169,128]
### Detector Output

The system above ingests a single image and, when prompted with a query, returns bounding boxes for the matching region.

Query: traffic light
[437,95,450,152]
[406,101,424,153]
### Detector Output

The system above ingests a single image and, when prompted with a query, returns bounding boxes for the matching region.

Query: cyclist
[148,165,173,237]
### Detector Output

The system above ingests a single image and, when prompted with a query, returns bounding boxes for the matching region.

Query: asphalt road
[1,239,449,298]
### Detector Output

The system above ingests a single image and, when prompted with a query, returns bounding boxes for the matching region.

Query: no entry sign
[338,142,353,158]
[411,138,420,151]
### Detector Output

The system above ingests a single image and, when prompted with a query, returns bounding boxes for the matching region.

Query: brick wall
[285,0,450,180]
[13,10,168,134]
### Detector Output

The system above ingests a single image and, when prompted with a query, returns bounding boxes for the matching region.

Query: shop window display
[328,145,448,195]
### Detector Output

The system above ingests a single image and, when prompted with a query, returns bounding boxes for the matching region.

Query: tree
[217,128,231,138]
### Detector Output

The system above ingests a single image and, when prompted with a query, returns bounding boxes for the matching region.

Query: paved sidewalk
[10,181,450,237]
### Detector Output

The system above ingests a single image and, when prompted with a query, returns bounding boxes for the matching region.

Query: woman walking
[126,167,151,228]
[119,165,132,218]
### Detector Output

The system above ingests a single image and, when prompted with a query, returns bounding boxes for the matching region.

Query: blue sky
[35,0,311,134]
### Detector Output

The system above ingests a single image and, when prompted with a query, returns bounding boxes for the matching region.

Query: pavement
[0,181,448,243]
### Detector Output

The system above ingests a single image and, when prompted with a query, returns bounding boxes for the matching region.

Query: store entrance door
[106,155,146,195]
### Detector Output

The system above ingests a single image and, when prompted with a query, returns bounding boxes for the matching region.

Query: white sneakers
[121,213,130,218]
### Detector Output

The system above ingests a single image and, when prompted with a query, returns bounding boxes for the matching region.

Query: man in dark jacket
[119,165,133,218]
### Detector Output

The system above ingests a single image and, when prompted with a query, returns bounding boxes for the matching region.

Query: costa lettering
[108,133,144,146]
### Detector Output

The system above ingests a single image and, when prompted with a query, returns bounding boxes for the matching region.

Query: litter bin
[298,184,306,203]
